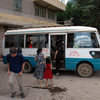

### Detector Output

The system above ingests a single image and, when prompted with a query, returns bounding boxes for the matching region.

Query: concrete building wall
[0,0,35,20]
[22,0,35,15]
[0,0,34,15]
[0,0,13,10]
[0,0,58,23]
[0,27,4,56]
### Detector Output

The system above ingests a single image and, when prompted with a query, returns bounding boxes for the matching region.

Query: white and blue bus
[2,26,100,77]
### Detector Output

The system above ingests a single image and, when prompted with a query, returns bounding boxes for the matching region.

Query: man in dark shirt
[54,42,63,75]
[6,47,25,98]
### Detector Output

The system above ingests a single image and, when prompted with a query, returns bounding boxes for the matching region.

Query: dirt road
[0,61,100,100]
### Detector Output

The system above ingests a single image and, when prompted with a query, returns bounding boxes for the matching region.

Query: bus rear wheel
[77,63,93,78]
[24,61,32,73]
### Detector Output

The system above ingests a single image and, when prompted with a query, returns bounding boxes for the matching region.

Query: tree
[75,0,100,31]
[57,1,83,25]
[57,0,100,32]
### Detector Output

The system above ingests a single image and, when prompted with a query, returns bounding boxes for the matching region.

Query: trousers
[56,56,62,73]
[8,72,24,93]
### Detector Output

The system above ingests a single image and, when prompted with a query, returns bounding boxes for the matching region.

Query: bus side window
[5,35,24,48]
[91,33,99,48]
[10,42,14,47]
[26,34,48,48]
[67,32,100,48]
[67,33,74,48]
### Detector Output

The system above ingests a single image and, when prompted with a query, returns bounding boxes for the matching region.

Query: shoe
[56,73,59,76]
[20,93,25,98]
[11,92,16,98]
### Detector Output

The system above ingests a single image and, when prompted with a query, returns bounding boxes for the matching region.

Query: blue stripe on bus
[3,56,100,70]
[65,58,100,71]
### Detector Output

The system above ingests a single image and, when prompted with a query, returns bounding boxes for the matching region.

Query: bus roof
[5,26,97,35]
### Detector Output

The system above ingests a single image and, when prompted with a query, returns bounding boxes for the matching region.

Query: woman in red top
[29,40,33,48]
[43,57,53,87]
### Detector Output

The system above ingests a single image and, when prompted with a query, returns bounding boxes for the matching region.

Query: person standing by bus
[34,47,45,87]
[54,42,63,75]
[6,47,25,98]
[43,57,53,87]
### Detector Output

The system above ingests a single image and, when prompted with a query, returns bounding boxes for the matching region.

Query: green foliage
[57,1,82,25]
[75,0,100,31]
[57,0,100,32]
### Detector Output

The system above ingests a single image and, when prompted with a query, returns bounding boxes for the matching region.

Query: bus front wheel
[24,61,32,73]
[77,63,93,78]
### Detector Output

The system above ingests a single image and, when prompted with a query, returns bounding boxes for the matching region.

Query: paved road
[0,61,100,100]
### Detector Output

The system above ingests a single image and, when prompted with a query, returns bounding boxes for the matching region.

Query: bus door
[49,33,66,69]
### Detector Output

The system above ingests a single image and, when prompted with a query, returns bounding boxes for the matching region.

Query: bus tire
[77,63,93,78]
[24,61,32,73]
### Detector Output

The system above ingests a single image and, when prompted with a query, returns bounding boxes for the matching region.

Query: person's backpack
[17,48,22,53]
[6,54,11,63]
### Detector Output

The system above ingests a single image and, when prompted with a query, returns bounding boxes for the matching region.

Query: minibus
[2,26,100,77]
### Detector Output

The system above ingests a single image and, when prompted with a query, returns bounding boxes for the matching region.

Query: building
[0,0,65,56]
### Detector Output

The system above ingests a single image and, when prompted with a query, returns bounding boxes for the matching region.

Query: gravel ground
[0,61,100,100]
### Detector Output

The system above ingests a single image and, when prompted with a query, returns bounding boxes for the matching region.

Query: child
[43,57,53,87]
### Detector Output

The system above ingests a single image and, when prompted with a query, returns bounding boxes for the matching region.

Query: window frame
[13,0,22,12]
[35,4,46,18]
[48,9,55,20]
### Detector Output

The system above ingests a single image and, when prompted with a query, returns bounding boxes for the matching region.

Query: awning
[33,0,65,11]
[0,13,58,27]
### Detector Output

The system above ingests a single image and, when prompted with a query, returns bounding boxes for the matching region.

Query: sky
[65,0,68,4]
[59,0,68,4]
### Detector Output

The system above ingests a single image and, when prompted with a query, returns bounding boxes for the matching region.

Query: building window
[13,0,22,11]
[35,4,46,18]
[48,9,55,20]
